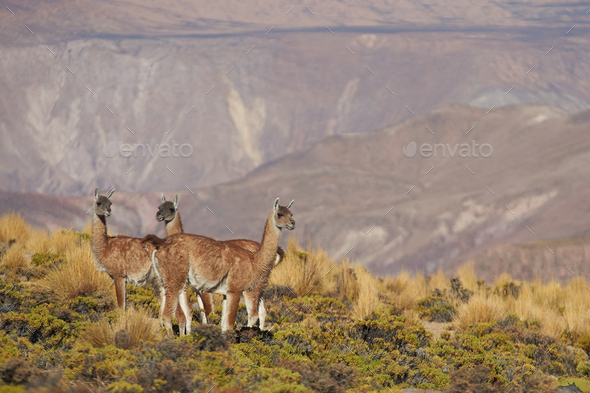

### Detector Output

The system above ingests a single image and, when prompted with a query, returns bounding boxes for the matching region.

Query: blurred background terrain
[1,0,590,281]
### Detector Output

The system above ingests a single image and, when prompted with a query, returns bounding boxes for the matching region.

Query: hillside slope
[1,1,590,195]
[3,104,589,280]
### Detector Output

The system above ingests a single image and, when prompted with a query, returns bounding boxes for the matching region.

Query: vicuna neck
[91,213,108,259]
[166,211,184,236]
[253,212,281,278]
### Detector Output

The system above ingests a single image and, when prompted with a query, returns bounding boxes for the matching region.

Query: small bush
[277,359,359,393]
[31,253,64,267]
[192,324,229,351]
[444,365,503,393]
[451,277,473,303]
[82,307,162,349]
[416,289,456,322]
[0,357,37,385]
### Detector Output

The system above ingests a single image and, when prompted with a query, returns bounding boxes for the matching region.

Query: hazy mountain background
[1,0,590,280]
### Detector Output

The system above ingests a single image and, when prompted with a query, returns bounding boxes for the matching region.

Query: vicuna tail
[151,250,163,283]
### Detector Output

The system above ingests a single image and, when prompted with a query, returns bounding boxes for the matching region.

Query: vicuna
[148,197,295,332]
[157,194,285,330]
[91,188,171,331]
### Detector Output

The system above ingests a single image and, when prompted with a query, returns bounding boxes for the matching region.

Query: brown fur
[91,189,160,314]
[156,194,191,329]
[157,194,285,329]
[149,198,295,332]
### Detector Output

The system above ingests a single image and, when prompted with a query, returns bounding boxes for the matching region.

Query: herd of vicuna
[90,188,295,335]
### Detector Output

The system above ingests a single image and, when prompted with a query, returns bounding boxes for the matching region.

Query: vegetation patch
[0,216,589,392]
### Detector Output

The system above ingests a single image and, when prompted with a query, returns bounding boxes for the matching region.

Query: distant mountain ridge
[3,104,590,281]
[1,1,590,195]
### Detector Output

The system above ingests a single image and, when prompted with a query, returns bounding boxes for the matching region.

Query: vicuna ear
[173,194,179,209]
[94,188,99,201]
[106,188,115,199]
[161,193,166,203]
[286,199,294,209]
[274,198,280,211]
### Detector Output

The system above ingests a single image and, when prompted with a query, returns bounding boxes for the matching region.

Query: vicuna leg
[196,291,208,324]
[222,292,241,332]
[161,284,180,334]
[221,295,228,331]
[175,298,187,334]
[114,277,127,309]
[158,286,166,322]
[201,292,214,317]
[259,298,267,331]
[244,291,259,328]
[177,284,192,336]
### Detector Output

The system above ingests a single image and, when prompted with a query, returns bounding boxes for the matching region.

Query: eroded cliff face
[2,26,590,196]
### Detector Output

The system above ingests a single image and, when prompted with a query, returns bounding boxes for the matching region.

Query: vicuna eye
[277,213,284,218]
[97,202,101,206]
[169,208,174,212]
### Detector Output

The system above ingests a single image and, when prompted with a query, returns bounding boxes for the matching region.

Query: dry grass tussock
[351,263,381,320]
[0,213,113,302]
[83,307,163,349]
[504,276,590,341]
[36,242,114,302]
[382,271,429,310]
[0,213,85,273]
[271,238,383,318]
[454,292,505,331]
[270,238,336,296]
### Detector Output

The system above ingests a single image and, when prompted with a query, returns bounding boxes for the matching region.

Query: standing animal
[148,197,295,333]
[156,194,284,329]
[90,188,191,334]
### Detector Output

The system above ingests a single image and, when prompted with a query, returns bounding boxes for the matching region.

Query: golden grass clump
[83,307,163,349]
[454,292,505,331]
[351,263,381,320]
[493,272,517,288]
[382,271,429,310]
[36,242,114,302]
[456,261,478,293]
[0,212,85,275]
[1,246,30,272]
[270,238,336,296]
[331,259,360,303]
[0,213,33,244]
[428,269,450,292]
[503,276,590,340]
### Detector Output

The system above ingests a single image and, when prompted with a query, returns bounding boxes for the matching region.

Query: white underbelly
[188,266,228,293]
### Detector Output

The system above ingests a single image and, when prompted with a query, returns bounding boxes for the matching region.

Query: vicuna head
[156,194,178,223]
[273,198,295,231]
[93,187,114,217]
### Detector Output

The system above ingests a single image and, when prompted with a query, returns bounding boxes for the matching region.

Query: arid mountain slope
[2,0,588,41]
[453,234,590,283]
[1,1,590,195]
[4,104,589,280]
